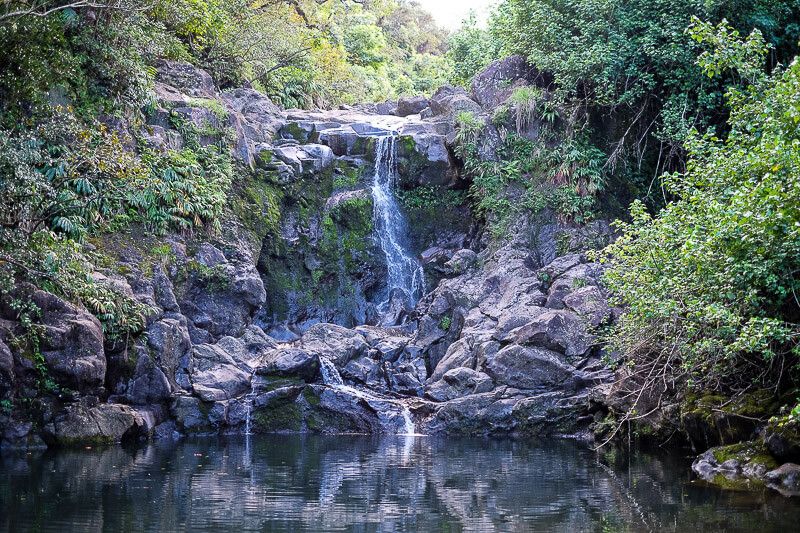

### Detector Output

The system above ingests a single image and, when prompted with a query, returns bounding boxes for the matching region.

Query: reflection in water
[1,435,798,532]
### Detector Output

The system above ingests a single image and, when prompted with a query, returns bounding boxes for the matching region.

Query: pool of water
[1,435,797,532]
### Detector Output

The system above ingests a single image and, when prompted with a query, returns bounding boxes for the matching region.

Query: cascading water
[371,135,425,316]
[319,356,416,435]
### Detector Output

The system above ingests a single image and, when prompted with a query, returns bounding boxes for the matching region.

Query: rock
[471,55,550,108]
[1,419,47,449]
[190,343,251,401]
[153,420,183,441]
[300,323,368,367]
[484,345,576,390]
[32,290,106,390]
[257,348,319,381]
[691,442,778,491]
[765,418,800,463]
[429,338,476,382]
[146,317,192,391]
[563,286,610,327]
[171,395,210,432]
[396,96,429,117]
[426,367,494,402]
[0,337,13,395]
[126,354,172,405]
[765,463,800,496]
[429,85,482,118]
[341,356,383,386]
[155,60,215,97]
[443,249,478,276]
[44,403,149,446]
[506,310,593,357]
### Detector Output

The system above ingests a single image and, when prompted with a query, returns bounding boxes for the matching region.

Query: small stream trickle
[319,356,417,435]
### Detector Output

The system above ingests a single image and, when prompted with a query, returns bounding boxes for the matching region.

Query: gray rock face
[155,60,216,97]
[32,290,106,391]
[765,463,800,496]
[44,403,151,446]
[0,337,13,395]
[300,323,368,367]
[471,55,550,108]
[126,355,172,405]
[485,345,575,390]
[429,85,482,118]
[397,96,429,117]
[427,367,493,402]
[190,343,251,401]
[258,348,319,380]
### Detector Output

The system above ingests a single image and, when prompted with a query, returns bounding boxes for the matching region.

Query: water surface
[1,435,797,532]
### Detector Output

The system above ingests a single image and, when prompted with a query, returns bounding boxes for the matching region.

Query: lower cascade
[371,134,425,319]
[319,356,416,435]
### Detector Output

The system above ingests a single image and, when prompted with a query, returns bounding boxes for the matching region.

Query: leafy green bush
[598,32,800,401]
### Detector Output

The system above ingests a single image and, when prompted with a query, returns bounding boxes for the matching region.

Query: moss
[281,122,308,142]
[332,164,363,189]
[261,375,305,392]
[711,442,778,469]
[252,401,303,432]
[186,260,230,291]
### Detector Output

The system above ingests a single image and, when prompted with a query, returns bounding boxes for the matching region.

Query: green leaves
[601,57,800,393]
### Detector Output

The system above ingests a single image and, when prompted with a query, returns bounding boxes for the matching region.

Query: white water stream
[320,356,416,435]
[371,135,425,315]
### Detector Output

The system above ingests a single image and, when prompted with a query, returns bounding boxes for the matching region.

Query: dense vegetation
[446,1,800,423]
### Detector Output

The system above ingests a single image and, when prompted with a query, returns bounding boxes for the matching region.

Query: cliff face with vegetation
[2,0,800,498]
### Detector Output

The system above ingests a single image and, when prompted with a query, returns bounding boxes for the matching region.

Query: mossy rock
[681,391,777,449]
[252,400,303,432]
[764,415,800,463]
[694,441,778,492]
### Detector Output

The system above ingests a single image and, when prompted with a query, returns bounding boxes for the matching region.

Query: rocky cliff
[0,56,617,449]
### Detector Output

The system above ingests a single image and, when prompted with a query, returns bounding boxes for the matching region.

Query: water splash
[371,135,425,316]
[319,356,417,435]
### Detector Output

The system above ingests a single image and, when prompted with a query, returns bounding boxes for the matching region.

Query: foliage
[488,0,800,208]
[447,12,502,87]
[598,35,800,410]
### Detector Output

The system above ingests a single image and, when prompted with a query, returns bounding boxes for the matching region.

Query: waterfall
[371,135,425,315]
[319,356,417,435]
[319,356,344,386]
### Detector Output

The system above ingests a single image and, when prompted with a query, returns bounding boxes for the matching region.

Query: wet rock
[44,403,150,446]
[691,442,778,490]
[765,463,800,496]
[1,419,47,449]
[172,395,210,432]
[32,290,106,391]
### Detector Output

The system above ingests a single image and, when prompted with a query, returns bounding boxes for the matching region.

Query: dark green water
[1,435,798,532]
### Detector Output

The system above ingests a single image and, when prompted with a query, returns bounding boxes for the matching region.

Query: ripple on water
[1,435,799,532]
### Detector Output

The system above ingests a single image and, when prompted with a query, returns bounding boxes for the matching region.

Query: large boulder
[257,348,319,381]
[505,310,593,357]
[44,403,151,446]
[126,354,172,405]
[484,345,576,390]
[300,323,368,367]
[471,55,550,108]
[429,85,482,118]
[145,317,193,391]
[396,95,429,117]
[155,60,216,97]
[32,290,106,391]
[190,343,251,401]
[426,367,494,402]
